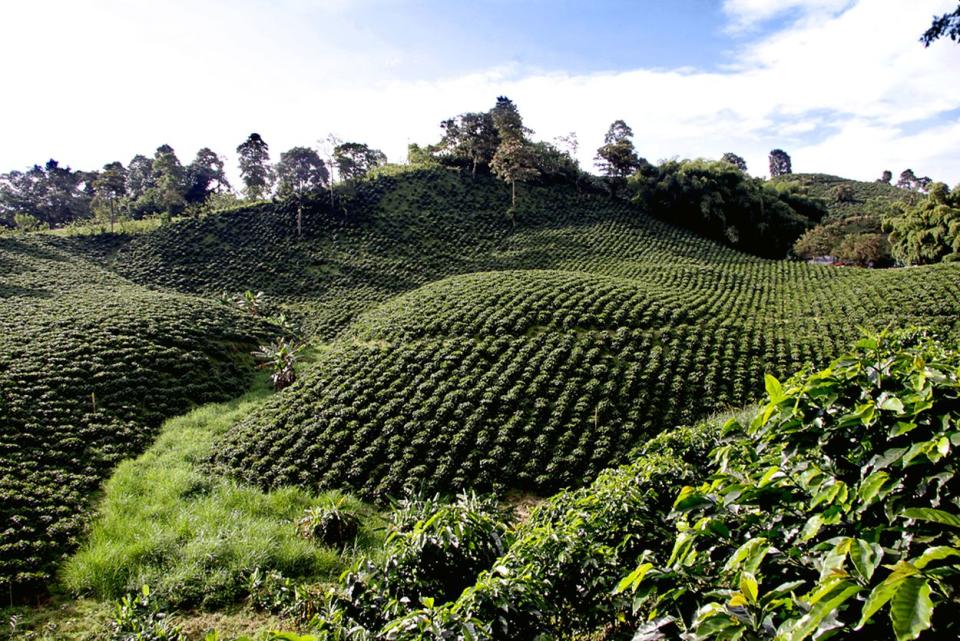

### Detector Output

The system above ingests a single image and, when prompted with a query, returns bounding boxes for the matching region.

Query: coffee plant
[622,330,959,641]
[0,238,266,596]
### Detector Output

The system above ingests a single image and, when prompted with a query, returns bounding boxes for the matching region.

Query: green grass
[62,366,385,609]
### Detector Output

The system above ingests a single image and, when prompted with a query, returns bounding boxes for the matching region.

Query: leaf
[857,471,890,511]
[901,507,960,528]
[740,572,758,605]
[850,539,883,583]
[912,546,960,569]
[723,538,769,575]
[889,577,933,641]
[615,562,654,594]
[857,562,918,629]
[782,580,860,641]
[765,374,784,403]
[879,396,905,413]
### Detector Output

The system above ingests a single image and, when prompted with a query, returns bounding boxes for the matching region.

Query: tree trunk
[109,198,115,233]
[297,200,302,239]
[512,180,516,208]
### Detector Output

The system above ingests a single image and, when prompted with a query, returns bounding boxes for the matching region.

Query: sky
[0,0,958,183]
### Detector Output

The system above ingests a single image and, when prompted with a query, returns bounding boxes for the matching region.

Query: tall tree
[921,3,960,46]
[275,146,329,238]
[878,170,893,184]
[237,133,273,200]
[768,149,792,177]
[489,97,539,218]
[149,144,186,215]
[720,152,748,172]
[125,154,154,203]
[185,148,230,205]
[333,142,387,181]
[897,169,919,191]
[595,120,642,178]
[92,161,127,232]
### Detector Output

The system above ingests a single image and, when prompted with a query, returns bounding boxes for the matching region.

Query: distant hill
[774,172,919,220]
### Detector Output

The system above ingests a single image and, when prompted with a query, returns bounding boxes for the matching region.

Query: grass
[62,363,385,610]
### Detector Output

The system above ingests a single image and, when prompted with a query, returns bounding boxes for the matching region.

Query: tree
[720,152,748,172]
[833,183,855,203]
[275,146,329,238]
[768,149,792,177]
[185,148,230,205]
[332,142,387,181]
[886,182,960,264]
[92,161,127,232]
[439,111,499,176]
[0,160,90,228]
[489,98,539,219]
[147,144,186,215]
[877,169,892,184]
[125,154,154,203]
[921,3,960,46]
[490,96,528,140]
[237,133,273,200]
[595,120,642,178]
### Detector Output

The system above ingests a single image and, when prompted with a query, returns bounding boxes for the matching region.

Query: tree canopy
[237,133,273,200]
[768,148,792,177]
[886,182,960,264]
[333,142,387,181]
[921,3,960,46]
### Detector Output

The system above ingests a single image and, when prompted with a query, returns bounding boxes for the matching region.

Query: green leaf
[912,546,960,569]
[901,507,960,528]
[850,539,883,583]
[857,471,890,511]
[614,562,653,594]
[879,396,905,413]
[765,374,784,402]
[801,514,823,542]
[783,580,860,641]
[740,572,759,605]
[723,537,769,575]
[889,577,933,641]
[857,562,919,629]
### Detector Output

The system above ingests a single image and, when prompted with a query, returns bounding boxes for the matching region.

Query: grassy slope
[63,364,384,608]
[0,238,267,593]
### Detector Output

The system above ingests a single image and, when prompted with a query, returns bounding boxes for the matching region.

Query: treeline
[0,136,387,231]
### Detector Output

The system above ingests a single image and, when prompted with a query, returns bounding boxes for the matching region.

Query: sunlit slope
[70,168,768,338]
[214,260,960,501]
[0,238,266,590]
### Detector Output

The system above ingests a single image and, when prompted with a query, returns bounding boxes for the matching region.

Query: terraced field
[0,239,267,591]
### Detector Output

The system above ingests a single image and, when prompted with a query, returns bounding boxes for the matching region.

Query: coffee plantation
[2,166,959,640]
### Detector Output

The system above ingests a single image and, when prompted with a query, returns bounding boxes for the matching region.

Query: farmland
[1,166,959,639]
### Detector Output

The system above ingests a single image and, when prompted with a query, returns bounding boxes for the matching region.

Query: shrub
[625,330,960,641]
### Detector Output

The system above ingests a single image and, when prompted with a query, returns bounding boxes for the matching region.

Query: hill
[777,172,919,221]
[4,167,960,609]
[0,238,267,591]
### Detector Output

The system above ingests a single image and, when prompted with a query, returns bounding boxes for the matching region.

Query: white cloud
[722,0,854,31]
[0,0,958,185]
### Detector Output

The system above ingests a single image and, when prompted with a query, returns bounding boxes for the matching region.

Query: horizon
[1,0,958,183]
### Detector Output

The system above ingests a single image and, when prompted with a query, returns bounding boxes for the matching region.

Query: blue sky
[1,0,958,182]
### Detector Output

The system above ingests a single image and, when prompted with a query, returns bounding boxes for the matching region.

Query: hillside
[777,172,919,220]
[0,238,268,591]
[4,167,960,620]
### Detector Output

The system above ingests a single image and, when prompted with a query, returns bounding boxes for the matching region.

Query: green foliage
[297,497,361,547]
[630,330,960,641]
[793,215,893,266]
[629,159,825,257]
[253,338,304,391]
[307,493,510,636]
[111,585,186,641]
[886,183,960,265]
[0,238,267,595]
